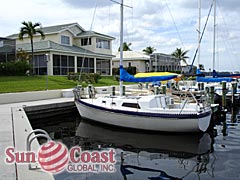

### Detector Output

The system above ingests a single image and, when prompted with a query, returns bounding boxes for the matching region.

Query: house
[6,23,115,75]
[149,53,182,72]
[0,38,16,63]
[112,51,150,72]
[180,60,192,74]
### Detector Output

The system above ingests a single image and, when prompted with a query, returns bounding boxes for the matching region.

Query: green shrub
[112,68,119,76]
[0,60,31,76]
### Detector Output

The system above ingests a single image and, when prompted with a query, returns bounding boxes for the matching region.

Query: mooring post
[205,86,210,104]
[232,82,237,94]
[154,86,159,95]
[222,81,227,107]
[162,85,166,95]
[231,82,237,105]
[210,86,215,104]
[111,86,115,96]
[146,83,149,89]
[200,82,204,91]
[123,85,126,96]
[222,81,227,136]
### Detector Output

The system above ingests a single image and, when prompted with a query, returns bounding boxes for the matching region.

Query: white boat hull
[75,99,212,132]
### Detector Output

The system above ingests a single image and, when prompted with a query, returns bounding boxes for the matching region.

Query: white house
[112,51,150,72]
[6,23,115,75]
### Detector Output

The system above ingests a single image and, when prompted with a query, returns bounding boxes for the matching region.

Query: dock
[0,96,74,180]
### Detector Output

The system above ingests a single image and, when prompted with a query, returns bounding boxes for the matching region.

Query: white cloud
[0,0,239,71]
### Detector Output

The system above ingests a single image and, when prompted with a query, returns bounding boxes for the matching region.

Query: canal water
[28,107,240,180]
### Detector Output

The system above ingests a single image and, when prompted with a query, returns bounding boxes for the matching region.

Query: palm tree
[19,21,45,73]
[142,46,156,55]
[118,42,132,51]
[171,48,189,65]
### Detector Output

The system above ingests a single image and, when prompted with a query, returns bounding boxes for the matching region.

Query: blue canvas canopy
[212,70,240,78]
[120,66,178,83]
[196,69,233,82]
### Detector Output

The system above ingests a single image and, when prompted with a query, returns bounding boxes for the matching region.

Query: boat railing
[73,85,85,100]
[188,90,199,104]
[179,89,209,113]
[179,98,188,114]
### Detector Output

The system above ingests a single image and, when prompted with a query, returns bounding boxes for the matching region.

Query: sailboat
[193,0,240,106]
[74,0,212,133]
[195,0,233,83]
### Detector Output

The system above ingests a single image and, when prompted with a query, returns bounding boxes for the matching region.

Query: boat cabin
[98,95,176,110]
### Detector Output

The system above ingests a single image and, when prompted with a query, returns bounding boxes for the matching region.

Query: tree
[171,48,189,65]
[118,42,132,51]
[19,21,45,74]
[16,48,30,61]
[142,46,156,55]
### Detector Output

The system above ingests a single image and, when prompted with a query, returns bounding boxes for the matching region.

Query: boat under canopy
[196,69,233,83]
[212,70,240,78]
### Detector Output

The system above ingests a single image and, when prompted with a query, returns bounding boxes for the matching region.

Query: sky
[0,0,239,72]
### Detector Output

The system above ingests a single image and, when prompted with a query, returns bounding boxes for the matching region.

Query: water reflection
[72,121,214,180]
[76,121,212,156]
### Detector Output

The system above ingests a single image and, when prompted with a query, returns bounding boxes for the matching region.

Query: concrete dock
[0,84,142,179]
[0,97,74,180]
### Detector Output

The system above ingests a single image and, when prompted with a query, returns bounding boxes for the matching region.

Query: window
[61,35,70,45]
[33,55,47,75]
[96,39,110,49]
[122,103,141,109]
[96,59,110,75]
[53,54,75,75]
[77,57,94,73]
[81,38,91,46]
[61,55,67,66]
[69,56,74,67]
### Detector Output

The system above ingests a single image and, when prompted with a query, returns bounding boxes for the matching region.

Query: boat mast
[197,0,201,68]
[213,0,216,71]
[120,0,123,96]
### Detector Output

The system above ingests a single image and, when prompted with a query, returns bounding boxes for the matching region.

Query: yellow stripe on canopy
[134,72,179,78]
[134,72,182,82]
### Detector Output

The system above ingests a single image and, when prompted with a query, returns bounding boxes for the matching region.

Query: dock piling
[154,86,159,95]
[222,81,227,108]
[162,85,166,95]
[111,86,116,96]
[222,81,227,136]
[210,86,215,104]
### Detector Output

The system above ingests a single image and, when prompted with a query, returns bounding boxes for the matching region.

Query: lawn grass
[0,76,135,93]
